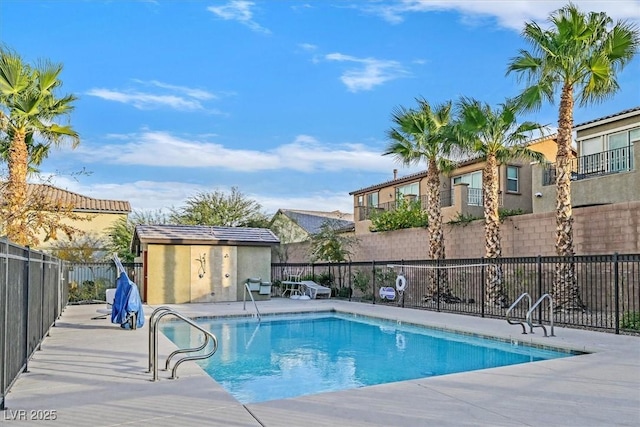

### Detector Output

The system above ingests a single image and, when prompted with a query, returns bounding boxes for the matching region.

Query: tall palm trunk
[5,129,29,246]
[484,154,505,307]
[425,158,451,300]
[553,84,583,310]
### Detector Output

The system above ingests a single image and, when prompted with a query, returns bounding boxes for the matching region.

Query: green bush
[447,212,480,226]
[68,278,113,303]
[499,208,525,219]
[620,311,640,330]
[314,272,332,287]
[337,287,352,298]
[352,270,370,295]
[370,199,428,232]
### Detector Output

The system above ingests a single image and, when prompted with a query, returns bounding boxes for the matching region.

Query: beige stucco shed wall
[144,243,272,305]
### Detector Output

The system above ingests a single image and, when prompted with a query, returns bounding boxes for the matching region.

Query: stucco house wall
[351,136,558,232]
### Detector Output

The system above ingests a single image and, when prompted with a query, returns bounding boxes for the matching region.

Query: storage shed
[131,224,279,304]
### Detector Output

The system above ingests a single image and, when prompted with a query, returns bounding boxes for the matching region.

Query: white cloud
[207,1,271,34]
[142,80,217,100]
[298,43,318,51]
[39,174,353,214]
[86,80,221,112]
[325,52,409,92]
[86,89,205,110]
[69,131,398,173]
[363,0,640,30]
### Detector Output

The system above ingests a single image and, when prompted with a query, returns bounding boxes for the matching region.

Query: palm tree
[384,98,457,301]
[455,98,545,307]
[0,48,79,246]
[507,3,639,310]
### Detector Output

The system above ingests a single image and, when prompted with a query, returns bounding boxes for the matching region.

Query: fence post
[1,240,7,410]
[40,256,45,347]
[348,262,352,302]
[614,252,619,335]
[401,259,405,308]
[371,261,376,305]
[23,247,31,374]
[436,258,441,313]
[481,257,485,318]
[537,255,543,322]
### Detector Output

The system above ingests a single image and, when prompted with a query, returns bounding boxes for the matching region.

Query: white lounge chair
[92,288,117,319]
[299,280,331,299]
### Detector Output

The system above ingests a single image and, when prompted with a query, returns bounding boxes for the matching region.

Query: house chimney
[393,169,398,180]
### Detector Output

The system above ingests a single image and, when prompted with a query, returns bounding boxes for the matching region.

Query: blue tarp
[111,272,145,329]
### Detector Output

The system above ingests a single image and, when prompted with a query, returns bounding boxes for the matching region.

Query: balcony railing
[356,188,487,221]
[543,146,634,186]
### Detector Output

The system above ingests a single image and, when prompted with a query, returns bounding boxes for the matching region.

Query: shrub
[370,199,428,232]
[620,311,640,330]
[352,270,370,295]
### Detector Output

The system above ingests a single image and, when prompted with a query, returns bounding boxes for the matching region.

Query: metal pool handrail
[243,282,262,321]
[147,306,218,381]
[506,292,532,334]
[527,294,555,337]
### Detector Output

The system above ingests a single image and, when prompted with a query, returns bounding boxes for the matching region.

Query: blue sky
[1,0,639,216]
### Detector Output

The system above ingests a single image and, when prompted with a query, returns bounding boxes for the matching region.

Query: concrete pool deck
[2,299,639,426]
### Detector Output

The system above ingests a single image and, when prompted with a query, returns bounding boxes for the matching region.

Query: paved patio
[2,299,639,426]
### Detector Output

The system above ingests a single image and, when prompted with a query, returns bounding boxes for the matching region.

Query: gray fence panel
[1,239,67,410]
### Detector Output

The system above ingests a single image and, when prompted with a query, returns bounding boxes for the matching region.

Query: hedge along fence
[272,253,640,334]
[0,238,69,410]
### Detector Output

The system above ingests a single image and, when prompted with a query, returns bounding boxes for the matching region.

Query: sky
[1,0,639,217]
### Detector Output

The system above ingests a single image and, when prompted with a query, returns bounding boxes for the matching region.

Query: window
[366,192,379,207]
[357,195,364,206]
[452,171,482,188]
[507,166,519,193]
[395,182,419,199]
[452,171,482,205]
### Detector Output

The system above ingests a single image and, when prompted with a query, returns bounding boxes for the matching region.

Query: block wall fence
[283,201,640,262]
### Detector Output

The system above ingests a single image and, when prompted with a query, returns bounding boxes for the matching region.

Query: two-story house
[26,183,131,252]
[350,135,559,234]
[532,106,639,212]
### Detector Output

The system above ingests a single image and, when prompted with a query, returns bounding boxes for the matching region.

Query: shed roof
[133,224,280,247]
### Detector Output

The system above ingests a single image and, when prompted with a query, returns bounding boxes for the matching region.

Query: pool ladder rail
[243,281,262,322]
[147,306,218,381]
[506,293,555,337]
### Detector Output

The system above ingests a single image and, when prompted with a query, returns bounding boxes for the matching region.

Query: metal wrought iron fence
[0,239,69,410]
[272,253,640,335]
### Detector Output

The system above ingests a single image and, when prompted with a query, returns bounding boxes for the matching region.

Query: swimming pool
[160,311,577,404]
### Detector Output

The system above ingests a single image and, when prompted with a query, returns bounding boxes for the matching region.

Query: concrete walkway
[2,299,639,426]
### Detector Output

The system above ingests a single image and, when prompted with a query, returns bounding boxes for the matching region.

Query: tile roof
[278,209,354,234]
[133,224,280,246]
[574,106,640,129]
[25,184,131,213]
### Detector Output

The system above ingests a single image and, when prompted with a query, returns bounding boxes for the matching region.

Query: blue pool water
[160,312,576,404]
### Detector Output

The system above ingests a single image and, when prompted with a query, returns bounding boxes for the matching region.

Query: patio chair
[299,280,331,299]
[284,267,303,282]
